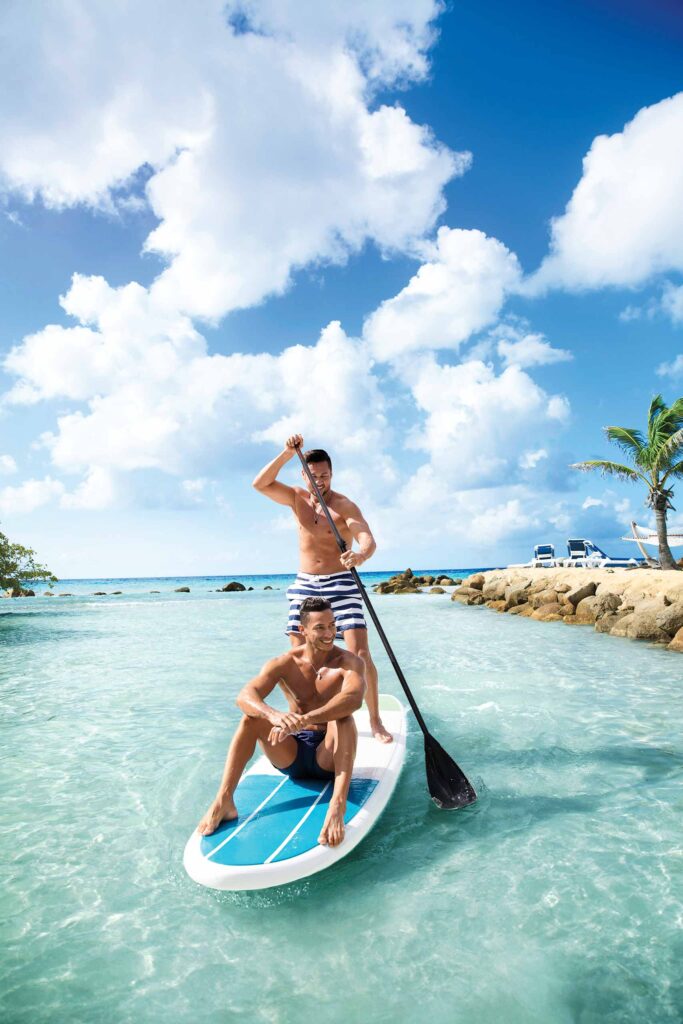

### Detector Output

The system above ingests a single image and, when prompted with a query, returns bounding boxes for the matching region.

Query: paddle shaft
[295,447,430,736]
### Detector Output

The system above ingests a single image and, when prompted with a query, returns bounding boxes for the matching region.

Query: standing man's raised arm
[252,433,303,507]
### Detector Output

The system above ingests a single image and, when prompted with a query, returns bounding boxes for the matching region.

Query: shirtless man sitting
[197,597,365,848]
[253,433,392,744]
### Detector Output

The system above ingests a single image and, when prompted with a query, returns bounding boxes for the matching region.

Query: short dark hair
[299,596,333,625]
[304,448,332,470]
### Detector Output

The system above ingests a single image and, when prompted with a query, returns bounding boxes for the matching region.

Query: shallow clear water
[2,580,682,1023]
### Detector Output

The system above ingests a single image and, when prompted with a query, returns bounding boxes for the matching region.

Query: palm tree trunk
[653,494,679,570]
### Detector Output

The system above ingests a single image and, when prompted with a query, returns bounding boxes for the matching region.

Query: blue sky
[1,0,683,576]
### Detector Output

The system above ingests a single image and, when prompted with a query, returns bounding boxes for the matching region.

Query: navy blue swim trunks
[280,729,334,781]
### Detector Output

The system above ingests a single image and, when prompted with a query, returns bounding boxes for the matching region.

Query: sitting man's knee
[336,715,358,732]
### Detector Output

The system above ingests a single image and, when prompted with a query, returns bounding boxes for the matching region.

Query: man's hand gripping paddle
[295,446,476,810]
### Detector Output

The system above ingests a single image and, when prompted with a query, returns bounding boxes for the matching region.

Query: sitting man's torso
[278,645,361,729]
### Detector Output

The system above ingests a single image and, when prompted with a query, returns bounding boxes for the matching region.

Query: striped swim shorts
[286,571,367,638]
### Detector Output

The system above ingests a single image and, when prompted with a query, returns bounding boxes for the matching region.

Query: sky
[1,0,683,577]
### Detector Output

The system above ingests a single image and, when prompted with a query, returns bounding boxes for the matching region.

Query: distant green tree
[0,527,58,592]
[572,394,683,571]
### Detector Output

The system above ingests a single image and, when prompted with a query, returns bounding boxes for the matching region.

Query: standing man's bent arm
[339,501,376,570]
[252,433,303,507]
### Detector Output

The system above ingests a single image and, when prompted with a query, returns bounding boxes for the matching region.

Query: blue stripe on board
[272,777,377,863]
[200,774,377,866]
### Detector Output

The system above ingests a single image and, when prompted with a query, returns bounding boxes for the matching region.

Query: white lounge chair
[507,543,557,569]
[562,537,638,569]
[533,543,557,568]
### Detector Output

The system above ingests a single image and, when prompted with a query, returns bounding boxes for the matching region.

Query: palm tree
[572,394,683,571]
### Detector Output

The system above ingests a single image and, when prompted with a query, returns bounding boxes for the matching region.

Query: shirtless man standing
[197,597,365,847]
[253,434,392,744]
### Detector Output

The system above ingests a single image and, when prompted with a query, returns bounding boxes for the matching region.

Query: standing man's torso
[292,487,354,574]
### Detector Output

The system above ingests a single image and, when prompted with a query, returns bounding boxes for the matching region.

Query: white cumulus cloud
[363,227,520,361]
[0,477,65,515]
[530,93,683,292]
[494,327,572,369]
[399,354,570,490]
[0,0,465,320]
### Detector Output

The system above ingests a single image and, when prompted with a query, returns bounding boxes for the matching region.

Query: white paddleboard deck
[184,694,406,891]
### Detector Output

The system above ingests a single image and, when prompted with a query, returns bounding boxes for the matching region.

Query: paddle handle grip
[294,446,429,735]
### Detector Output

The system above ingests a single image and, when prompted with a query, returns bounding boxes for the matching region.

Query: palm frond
[666,396,683,423]
[647,396,683,459]
[647,393,666,427]
[571,460,644,482]
[652,427,683,474]
[604,425,645,460]
[661,459,683,484]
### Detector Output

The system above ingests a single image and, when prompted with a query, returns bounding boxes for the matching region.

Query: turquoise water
[2,579,682,1023]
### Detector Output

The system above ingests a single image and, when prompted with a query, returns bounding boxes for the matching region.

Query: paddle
[294,446,477,810]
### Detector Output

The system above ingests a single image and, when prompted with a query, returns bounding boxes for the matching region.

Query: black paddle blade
[424,733,477,810]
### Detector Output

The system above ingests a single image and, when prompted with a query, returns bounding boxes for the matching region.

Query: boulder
[487,600,507,612]
[593,592,622,619]
[530,588,560,609]
[595,611,629,634]
[264,586,273,590]
[555,583,572,594]
[482,580,507,601]
[220,582,246,592]
[625,604,670,642]
[43,591,54,596]
[508,605,528,616]
[111,591,123,595]
[626,606,671,638]
[248,587,254,591]
[531,602,563,621]
[451,587,485,606]
[4,587,20,598]
[504,584,530,610]
[175,586,191,593]
[423,575,435,586]
[58,593,73,597]
[150,590,160,594]
[668,626,683,652]
[574,596,599,625]
[655,603,683,637]
[429,586,445,594]
[567,581,597,608]
[438,576,458,586]
[610,614,634,637]
[93,591,107,596]
[22,589,35,597]
[465,574,485,591]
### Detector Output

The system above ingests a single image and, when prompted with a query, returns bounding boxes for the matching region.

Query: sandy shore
[451,567,683,652]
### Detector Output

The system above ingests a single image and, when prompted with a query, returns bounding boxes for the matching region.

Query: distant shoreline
[28,566,499,586]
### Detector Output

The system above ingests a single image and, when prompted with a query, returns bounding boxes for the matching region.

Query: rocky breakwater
[451,568,683,653]
[373,569,460,595]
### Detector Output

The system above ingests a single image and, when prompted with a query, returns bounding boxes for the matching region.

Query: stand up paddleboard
[184,693,406,891]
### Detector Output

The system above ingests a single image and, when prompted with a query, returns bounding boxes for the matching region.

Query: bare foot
[318,802,346,847]
[370,718,393,744]
[197,795,237,836]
